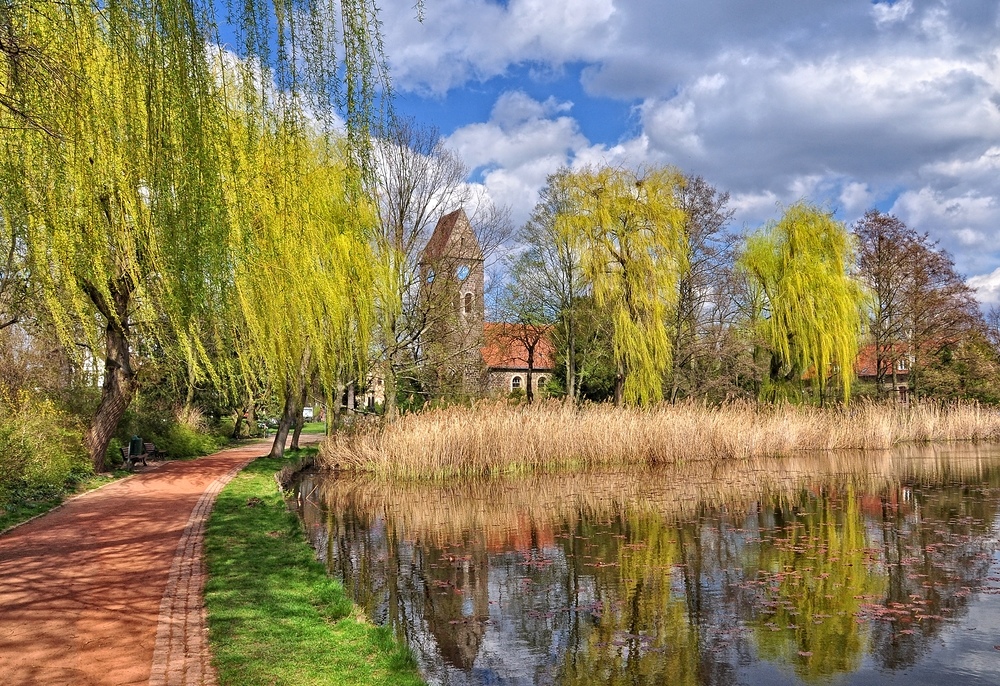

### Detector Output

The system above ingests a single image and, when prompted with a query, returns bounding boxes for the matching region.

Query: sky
[373,0,1000,303]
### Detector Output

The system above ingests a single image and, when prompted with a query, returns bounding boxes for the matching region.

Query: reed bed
[312,444,1000,547]
[317,400,1000,478]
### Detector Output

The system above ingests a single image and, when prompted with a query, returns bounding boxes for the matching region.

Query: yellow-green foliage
[561,166,688,404]
[319,400,1000,478]
[739,202,866,402]
[224,123,377,403]
[1,0,384,434]
[0,392,88,494]
[0,1,232,367]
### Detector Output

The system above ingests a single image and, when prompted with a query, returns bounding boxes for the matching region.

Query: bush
[0,392,89,497]
[0,423,32,497]
[215,416,236,439]
[154,420,224,458]
[119,401,228,460]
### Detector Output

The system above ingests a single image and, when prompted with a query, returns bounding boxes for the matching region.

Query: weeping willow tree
[738,203,866,404]
[0,0,388,469]
[225,123,377,458]
[562,166,687,405]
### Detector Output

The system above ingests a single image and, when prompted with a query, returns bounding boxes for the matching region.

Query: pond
[292,445,1000,685]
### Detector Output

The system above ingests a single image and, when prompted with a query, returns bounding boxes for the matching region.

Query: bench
[143,442,165,460]
[120,445,148,470]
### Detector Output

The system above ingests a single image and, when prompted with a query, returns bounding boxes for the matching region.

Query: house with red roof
[419,208,556,399]
[481,322,556,397]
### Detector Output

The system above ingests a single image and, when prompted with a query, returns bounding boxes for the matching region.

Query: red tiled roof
[800,344,910,380]
[481,322,556,370]
[855,344,909,378]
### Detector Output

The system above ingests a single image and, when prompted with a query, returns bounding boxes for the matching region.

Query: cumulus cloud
[380,0,616,94]
[968,268,1000,305]
[444,91,590,222]
[890,187,1000,275]
[872,0,914,28]
[383,0,1000,298]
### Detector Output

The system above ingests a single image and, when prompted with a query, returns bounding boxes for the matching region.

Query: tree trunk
[270,343,311,458]
[82,278,135,472]
[184,357,197,410]
[290,384,308,450]
[565,314,576,400]
[269,386,296,458]
[231,406,246,439]
[525,345,536,404]
[383,360,399,422]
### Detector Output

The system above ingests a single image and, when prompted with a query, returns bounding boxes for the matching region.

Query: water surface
[294,446,1000,685]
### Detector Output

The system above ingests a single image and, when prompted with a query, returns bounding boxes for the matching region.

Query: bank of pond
[293,444,1000,685]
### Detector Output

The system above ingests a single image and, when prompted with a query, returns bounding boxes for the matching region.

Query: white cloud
[489,91,573,129]
[839,182,872,214]
[380,0,616,94]
[384,0,1000,299]
[872,0,914,28]
[968,268,1000,305]
[445,92,590,223]
[891,187,1000,276]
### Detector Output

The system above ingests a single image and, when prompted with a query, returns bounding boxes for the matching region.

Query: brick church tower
[418,208,486,397]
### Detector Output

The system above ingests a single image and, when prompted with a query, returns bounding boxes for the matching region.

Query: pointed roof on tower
[421,208,483,263]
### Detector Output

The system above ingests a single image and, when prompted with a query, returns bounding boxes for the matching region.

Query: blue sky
[378,0,1000,301]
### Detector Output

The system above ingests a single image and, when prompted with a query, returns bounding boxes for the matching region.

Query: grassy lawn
[300,421,328,434]
[203,451,423,686]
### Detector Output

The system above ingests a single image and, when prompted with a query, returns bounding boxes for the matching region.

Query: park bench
[120,445,148,470]
[143,442,165,460]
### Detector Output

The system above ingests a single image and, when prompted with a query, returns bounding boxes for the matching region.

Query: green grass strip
[204,452,424,686]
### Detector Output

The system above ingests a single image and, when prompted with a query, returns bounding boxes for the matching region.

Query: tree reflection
[295,448,1000,685]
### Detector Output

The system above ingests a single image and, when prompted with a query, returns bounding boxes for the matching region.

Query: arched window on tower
[464,292,473,314]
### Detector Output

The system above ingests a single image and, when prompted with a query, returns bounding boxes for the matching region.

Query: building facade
[419,208,555,399]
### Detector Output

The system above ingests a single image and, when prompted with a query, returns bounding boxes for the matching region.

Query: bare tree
[492,257,555,403]
[369,119,511,416]
[853,210,914,395]
[505,169,587,398]
[854,209,982,399]
[666,175,735,402]
[903,237,981,399]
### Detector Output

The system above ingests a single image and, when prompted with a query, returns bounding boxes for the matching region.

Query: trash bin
[129,436,143,456]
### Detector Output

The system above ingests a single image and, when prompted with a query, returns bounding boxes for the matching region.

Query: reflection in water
[294,445,1000,685]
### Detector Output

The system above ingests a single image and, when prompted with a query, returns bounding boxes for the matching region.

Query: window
[456,264,470,281]
[537,376,546,389]
[464,292,473,314]
[511,376,522,390]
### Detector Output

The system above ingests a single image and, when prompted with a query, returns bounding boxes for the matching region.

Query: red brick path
[0,441,269,685]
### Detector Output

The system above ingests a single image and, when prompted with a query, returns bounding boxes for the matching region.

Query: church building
[419,208,555,398]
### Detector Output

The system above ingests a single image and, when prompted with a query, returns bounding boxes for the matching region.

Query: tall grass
[313,443,1000,547]
[318,400,1000,478]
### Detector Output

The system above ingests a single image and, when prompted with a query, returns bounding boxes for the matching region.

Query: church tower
[418,208,485,397]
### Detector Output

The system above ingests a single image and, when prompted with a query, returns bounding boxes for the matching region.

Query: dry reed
[311,443,1000,547]
[317,400,1000,478]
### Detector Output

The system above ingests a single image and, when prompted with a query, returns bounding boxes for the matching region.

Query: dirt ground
[0,440,271,685]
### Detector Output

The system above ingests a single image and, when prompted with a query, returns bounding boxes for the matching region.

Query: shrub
[0,392,88,496]
[0,422,32,497]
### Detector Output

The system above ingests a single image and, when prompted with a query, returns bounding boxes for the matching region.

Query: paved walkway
[0,440,273,685]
